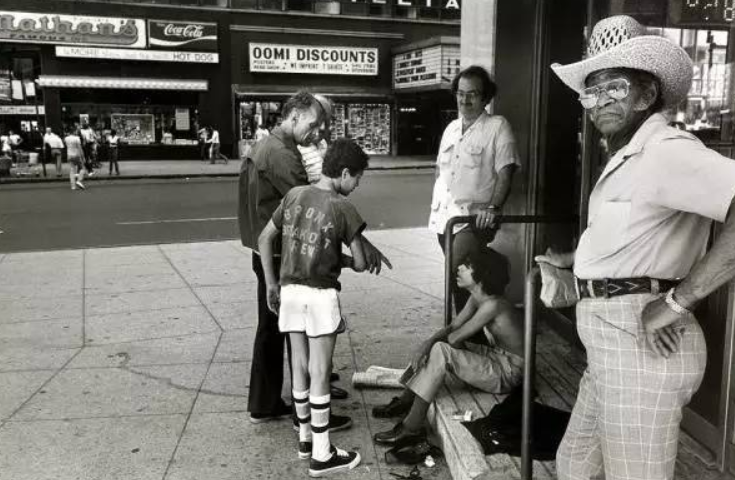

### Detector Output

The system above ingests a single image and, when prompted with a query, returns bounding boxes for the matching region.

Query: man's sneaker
[298,441,312,460]
[75,181,86,190]
[293,413,352,433]
[249,402,292,424]
[308,445,360,477]
[88,171,95,177]
[372,396,412,418]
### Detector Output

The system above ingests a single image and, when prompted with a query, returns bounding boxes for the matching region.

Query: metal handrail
[442,214,575,480]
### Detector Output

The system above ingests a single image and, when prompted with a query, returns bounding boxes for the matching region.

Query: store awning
[37,75,208,91]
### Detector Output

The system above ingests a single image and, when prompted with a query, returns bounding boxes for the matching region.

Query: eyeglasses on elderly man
[578,78,631,109]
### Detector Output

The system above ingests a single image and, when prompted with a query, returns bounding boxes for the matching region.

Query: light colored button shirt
[44,133,64,149]
[428,112,520,234]
[574,113,735,280]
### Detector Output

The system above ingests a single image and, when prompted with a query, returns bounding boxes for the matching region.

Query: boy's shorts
[279,284,343,337]
[68,155,83,167]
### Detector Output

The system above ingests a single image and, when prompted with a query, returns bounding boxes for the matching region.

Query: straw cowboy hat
[551,15,693,107]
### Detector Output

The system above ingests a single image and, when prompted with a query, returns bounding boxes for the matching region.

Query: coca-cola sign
[148,20,217,52]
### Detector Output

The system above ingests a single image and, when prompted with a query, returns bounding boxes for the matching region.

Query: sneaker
[372,396,412,418]
[309,445,360,477]
[299,441,312,460]
[249,402,292,424]
[88,171,95,177]
[330,384,348,400]
[293,413,352,433]
[75,181,86,190]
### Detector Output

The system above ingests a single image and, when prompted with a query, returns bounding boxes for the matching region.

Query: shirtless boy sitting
[372,249,524,445]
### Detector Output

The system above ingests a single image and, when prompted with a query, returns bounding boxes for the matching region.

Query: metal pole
[521,266,540,480]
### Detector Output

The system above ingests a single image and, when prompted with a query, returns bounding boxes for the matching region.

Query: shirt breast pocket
[462,144,484,168]
[587,201,631,257]
[438,141,454,165]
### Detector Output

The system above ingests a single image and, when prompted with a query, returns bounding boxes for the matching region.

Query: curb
[0,164,435,185]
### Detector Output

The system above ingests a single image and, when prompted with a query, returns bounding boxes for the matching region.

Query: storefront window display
[239,98,391,154]
[61,103,198,146]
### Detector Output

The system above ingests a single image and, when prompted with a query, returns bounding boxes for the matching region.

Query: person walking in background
[198,125,209,161]
[43,127,64,178]
[108,129,120,176]
[8,129,22,164]
[79,123,96,176]
[64,128,86,191]
[207,126,227,164]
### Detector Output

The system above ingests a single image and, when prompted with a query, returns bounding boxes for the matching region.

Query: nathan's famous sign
[0,11,146,48]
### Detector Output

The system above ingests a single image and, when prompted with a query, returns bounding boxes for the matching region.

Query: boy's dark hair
[282,90,318,120]
[451,65,498,104]
[461,249,510,296]
[322,138,369,177]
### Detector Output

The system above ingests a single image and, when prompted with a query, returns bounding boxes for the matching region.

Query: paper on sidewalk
[352,365,412,389]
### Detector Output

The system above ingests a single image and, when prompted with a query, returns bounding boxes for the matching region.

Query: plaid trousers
[556,294,706,480]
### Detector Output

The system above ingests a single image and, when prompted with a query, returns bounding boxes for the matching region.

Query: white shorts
[279,284,344,337]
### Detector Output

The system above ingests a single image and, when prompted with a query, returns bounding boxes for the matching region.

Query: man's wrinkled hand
[362,238,393,275]
[642,297,685,357]
[266,284,281,314]
[409,342,432,372]
[475,209,498,231]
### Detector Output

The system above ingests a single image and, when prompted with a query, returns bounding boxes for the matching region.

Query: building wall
[1,0,458,157]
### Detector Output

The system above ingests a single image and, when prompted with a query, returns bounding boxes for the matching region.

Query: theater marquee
[249,43,378,76]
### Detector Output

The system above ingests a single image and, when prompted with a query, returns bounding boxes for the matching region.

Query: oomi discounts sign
[249,43,378,76]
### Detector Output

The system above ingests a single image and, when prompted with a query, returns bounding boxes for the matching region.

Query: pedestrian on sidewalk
[8,129,23,164]
[372,250,523,446]
[43,127,65,177]
[64,128,87,191]
[541,15,735,480]
[207,126,227,164]
[198,125,209,161]
[429,65,520,332]
[80,123,96,176]
[238,90,391,431]
[107,129,120,176]
[259,138,373,476]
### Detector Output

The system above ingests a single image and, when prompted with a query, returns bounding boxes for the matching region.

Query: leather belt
[576,277,680,299]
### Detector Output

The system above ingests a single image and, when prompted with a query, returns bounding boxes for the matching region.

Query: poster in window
[111,113,155,144]
[0,71,10,102]
[175,108,190,131]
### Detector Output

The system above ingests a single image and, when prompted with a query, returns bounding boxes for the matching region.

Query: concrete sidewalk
[0,228,452,480]
[0,155,436,184]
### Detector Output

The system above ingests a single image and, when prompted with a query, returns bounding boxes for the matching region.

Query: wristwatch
[486,204,501,211]
[665,289,693,317]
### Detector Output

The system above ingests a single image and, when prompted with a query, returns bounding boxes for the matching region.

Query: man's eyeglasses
[578,78,631,109]
[456,90,481,101]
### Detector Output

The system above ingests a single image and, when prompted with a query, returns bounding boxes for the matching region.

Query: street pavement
[0,155,435,184]
[0,170,435,252]
[0,227,454,480]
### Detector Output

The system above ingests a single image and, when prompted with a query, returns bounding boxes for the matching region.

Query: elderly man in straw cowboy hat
[536,15,735,480]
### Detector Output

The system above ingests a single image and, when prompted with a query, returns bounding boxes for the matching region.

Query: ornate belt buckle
[601,278,610,298]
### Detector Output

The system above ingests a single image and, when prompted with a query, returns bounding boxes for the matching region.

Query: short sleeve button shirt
[428,112,521,234]
[574,113,735,280]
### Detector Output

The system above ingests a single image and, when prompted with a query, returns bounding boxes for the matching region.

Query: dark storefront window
[0,46,44,148]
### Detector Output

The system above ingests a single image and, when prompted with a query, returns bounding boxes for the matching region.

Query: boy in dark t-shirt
[258,138,372,477]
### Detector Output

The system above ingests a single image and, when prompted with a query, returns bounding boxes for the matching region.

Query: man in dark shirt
[239,91,391,424]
